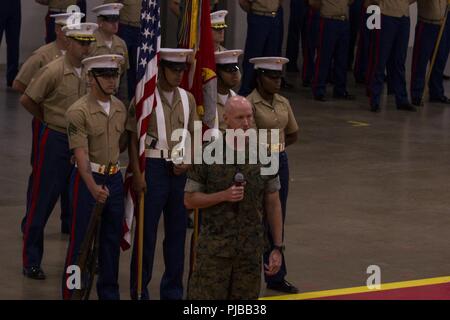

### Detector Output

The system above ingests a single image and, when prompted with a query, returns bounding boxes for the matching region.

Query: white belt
[145,148,184,160]
[75,161,120,175]
[145,149,170,159]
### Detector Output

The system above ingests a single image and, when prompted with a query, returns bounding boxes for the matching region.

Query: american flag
[121,0,161,250]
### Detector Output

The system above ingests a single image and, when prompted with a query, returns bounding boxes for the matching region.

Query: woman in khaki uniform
[214,49,243,132]
[247,56,299,294]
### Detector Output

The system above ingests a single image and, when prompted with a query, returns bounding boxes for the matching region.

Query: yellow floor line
[348,120,370,127]
[260,276,450,300]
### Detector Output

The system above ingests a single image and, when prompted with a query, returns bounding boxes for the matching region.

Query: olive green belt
[250,9,278,17]
[321,14,348,21]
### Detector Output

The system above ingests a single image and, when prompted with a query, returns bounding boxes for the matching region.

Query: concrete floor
[1,69,450,300]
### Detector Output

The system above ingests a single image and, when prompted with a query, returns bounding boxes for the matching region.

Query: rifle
[423,5,449,105]
[71,162,113,300]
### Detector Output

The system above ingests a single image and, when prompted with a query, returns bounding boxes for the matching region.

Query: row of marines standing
[14,2,300,299]
[282,0,450,111]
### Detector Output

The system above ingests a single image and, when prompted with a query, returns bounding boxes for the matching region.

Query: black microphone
[234,172,245,187]
[233,172,245,213]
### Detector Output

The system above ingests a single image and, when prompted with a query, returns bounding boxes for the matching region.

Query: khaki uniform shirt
[251,0,282,13]
[319,0,352,18]
[104,0,141,26]
[48,0,77,11]
[25,56,87,133]
[126,85,199,151]
[185,139,281,258]
[247,89,299,145]
[417,0,448,23]
[66,94,127,165]
[89,30,130,74]
[15,42,64,87]
[380,0,413,17]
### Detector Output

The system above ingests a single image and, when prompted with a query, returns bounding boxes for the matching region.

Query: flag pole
[137,191,145,300]
[193,208,199,267]
[423,5,449,104]
[189,208,199,279]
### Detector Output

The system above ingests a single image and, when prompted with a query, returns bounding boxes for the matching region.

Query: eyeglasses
[260,70,282,79]
[222,66,239,73]
[161,61,188,72]
[218,64,239,73]
[92,70,120,78]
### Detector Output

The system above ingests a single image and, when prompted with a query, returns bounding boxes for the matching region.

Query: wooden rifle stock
[71,162,113,300]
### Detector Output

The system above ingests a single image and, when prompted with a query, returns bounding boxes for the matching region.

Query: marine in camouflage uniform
[185,96,284,300]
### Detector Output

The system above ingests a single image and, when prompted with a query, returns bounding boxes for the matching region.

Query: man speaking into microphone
[184,96,284,300]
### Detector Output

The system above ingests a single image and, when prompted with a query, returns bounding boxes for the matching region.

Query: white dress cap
[215,49,243,64]
[50,12,85,26]
[160,48,194,63]
[210,10,228,29]
[62,22,98,40]
[92,3,124,16]
[82,54,124,70]
[249,57,290,71]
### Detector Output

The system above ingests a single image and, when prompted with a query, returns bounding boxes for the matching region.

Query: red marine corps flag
[178,0,218,129]
[122,0,161,250]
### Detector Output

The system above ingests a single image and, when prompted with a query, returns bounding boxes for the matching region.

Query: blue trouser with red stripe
[348,0,364,70]
[410,21,441,102]
[312,17,350,98]
[264,151,289,284]
[22,127,73,269]
[302,7,319,84]
[366,25,395,96]
[429,13,450,101]
[22,119,71,235]
[239,8,284,96]
[354,10,371,83]
[368,15,410,108]
[130,158,187,300]
[62,169,124,300]
[24,118,42,218]
[285,0,307,71]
